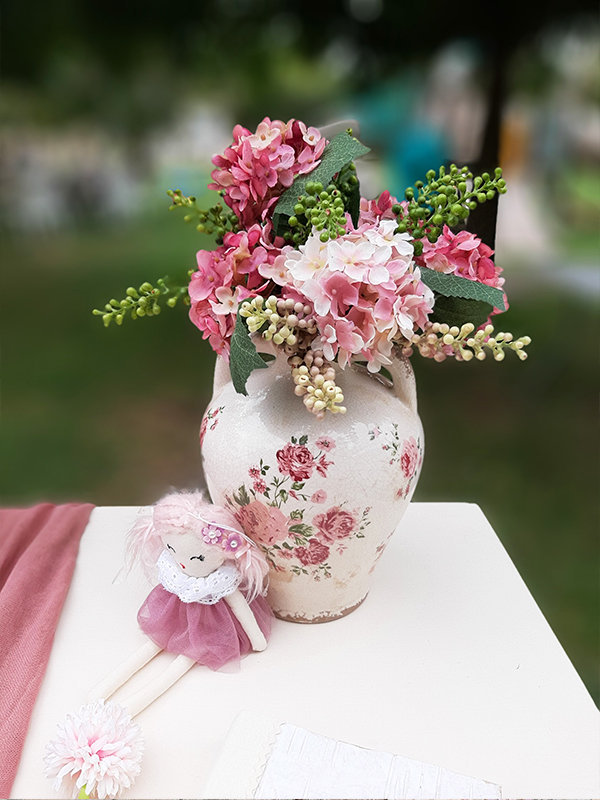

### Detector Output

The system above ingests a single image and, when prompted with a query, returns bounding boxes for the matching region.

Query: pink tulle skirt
[137,585,272,671]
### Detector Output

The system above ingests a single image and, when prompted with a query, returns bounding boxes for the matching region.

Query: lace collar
[157,550,241,605]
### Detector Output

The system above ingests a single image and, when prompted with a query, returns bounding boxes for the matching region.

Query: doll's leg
[88,639,162,702]
[121,654,197,718]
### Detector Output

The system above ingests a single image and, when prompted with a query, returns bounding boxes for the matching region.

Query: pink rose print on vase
[276,443,315,482]
[200,416,208,447]
[314,506,357,542]
[316,454,333,477]
[295,539,330,566]
[236,500,289,547]
[400,437,419,479]
[315,436,336,452]
[200,406,224,447]
[311,490,327,504]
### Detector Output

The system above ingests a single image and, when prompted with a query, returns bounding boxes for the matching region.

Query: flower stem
[78,785,90,800]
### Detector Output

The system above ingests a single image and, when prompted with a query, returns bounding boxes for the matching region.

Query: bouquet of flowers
[95,117,530,418]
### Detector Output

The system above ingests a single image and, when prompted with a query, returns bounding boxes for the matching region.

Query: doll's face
[161,530,226,578]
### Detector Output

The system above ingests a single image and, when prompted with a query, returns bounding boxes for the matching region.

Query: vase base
[272,594,368,624]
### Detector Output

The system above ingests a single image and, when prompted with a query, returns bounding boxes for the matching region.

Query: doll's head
[126,491,269,601]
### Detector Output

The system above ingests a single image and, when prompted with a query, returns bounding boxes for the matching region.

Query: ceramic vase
[200,348,423,623]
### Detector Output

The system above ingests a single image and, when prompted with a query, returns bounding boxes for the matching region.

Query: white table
[12,504,600,799]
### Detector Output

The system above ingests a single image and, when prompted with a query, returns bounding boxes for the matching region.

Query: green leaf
[298,435,308,445]
[289,523,313,536]
[346,182,361,227]
[420,267,506,311]
[233,484,251,507]
[229,310,268,395]
[272,131,370,233]
[291,482,305,490]
[430,295,492,328]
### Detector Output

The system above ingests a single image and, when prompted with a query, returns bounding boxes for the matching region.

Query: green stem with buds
[93,273,191,327]
[392,164,507,255]
[167,189,239,245]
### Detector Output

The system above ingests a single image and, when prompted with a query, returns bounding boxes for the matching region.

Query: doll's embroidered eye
[190,554,205,561]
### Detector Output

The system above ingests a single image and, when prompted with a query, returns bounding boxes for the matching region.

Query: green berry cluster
[332,161,360,211]
[167,189,239,245]
[284,178,352,246]
[392,164,507,255]
[93,276,190,327]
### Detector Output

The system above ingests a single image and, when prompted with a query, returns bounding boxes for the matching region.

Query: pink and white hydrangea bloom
[284,218,434,371]
[284,235,329,282]
[258,249,294,286]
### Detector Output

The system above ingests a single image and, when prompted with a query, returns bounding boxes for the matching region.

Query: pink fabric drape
[0,502,94,798]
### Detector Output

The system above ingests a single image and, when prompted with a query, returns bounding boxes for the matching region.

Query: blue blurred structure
[351,76,450,196]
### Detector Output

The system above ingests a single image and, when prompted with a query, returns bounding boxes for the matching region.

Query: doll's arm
[224,590,267,651]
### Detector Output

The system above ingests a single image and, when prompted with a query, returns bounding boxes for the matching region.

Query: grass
[1,214,598,703]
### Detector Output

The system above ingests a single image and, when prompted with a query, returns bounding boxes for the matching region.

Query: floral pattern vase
[200,349,423,623]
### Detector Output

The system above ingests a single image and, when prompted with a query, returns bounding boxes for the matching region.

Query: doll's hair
[125,490,269,602]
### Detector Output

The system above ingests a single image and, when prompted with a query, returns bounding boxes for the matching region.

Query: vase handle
[388,354,418,415]
[212,355,231,400]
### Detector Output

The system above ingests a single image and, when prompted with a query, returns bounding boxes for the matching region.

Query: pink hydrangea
[416,225,504,290]
[357,190,400,227]
[209,118,328,227]
[188,224,282,357]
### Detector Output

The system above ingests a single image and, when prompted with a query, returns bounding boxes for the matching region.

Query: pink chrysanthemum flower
[44,700,144,799]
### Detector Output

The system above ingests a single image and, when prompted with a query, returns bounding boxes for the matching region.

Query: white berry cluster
[289,349,346,419]
[402,322,531,362]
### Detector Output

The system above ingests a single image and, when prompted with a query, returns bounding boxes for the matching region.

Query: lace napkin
[202,711,502,799]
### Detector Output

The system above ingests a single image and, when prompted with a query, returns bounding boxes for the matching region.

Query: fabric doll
[89,490,272,717]
[45,491,273,798]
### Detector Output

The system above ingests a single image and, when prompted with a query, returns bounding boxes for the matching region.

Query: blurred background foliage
[1,1,598,701]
